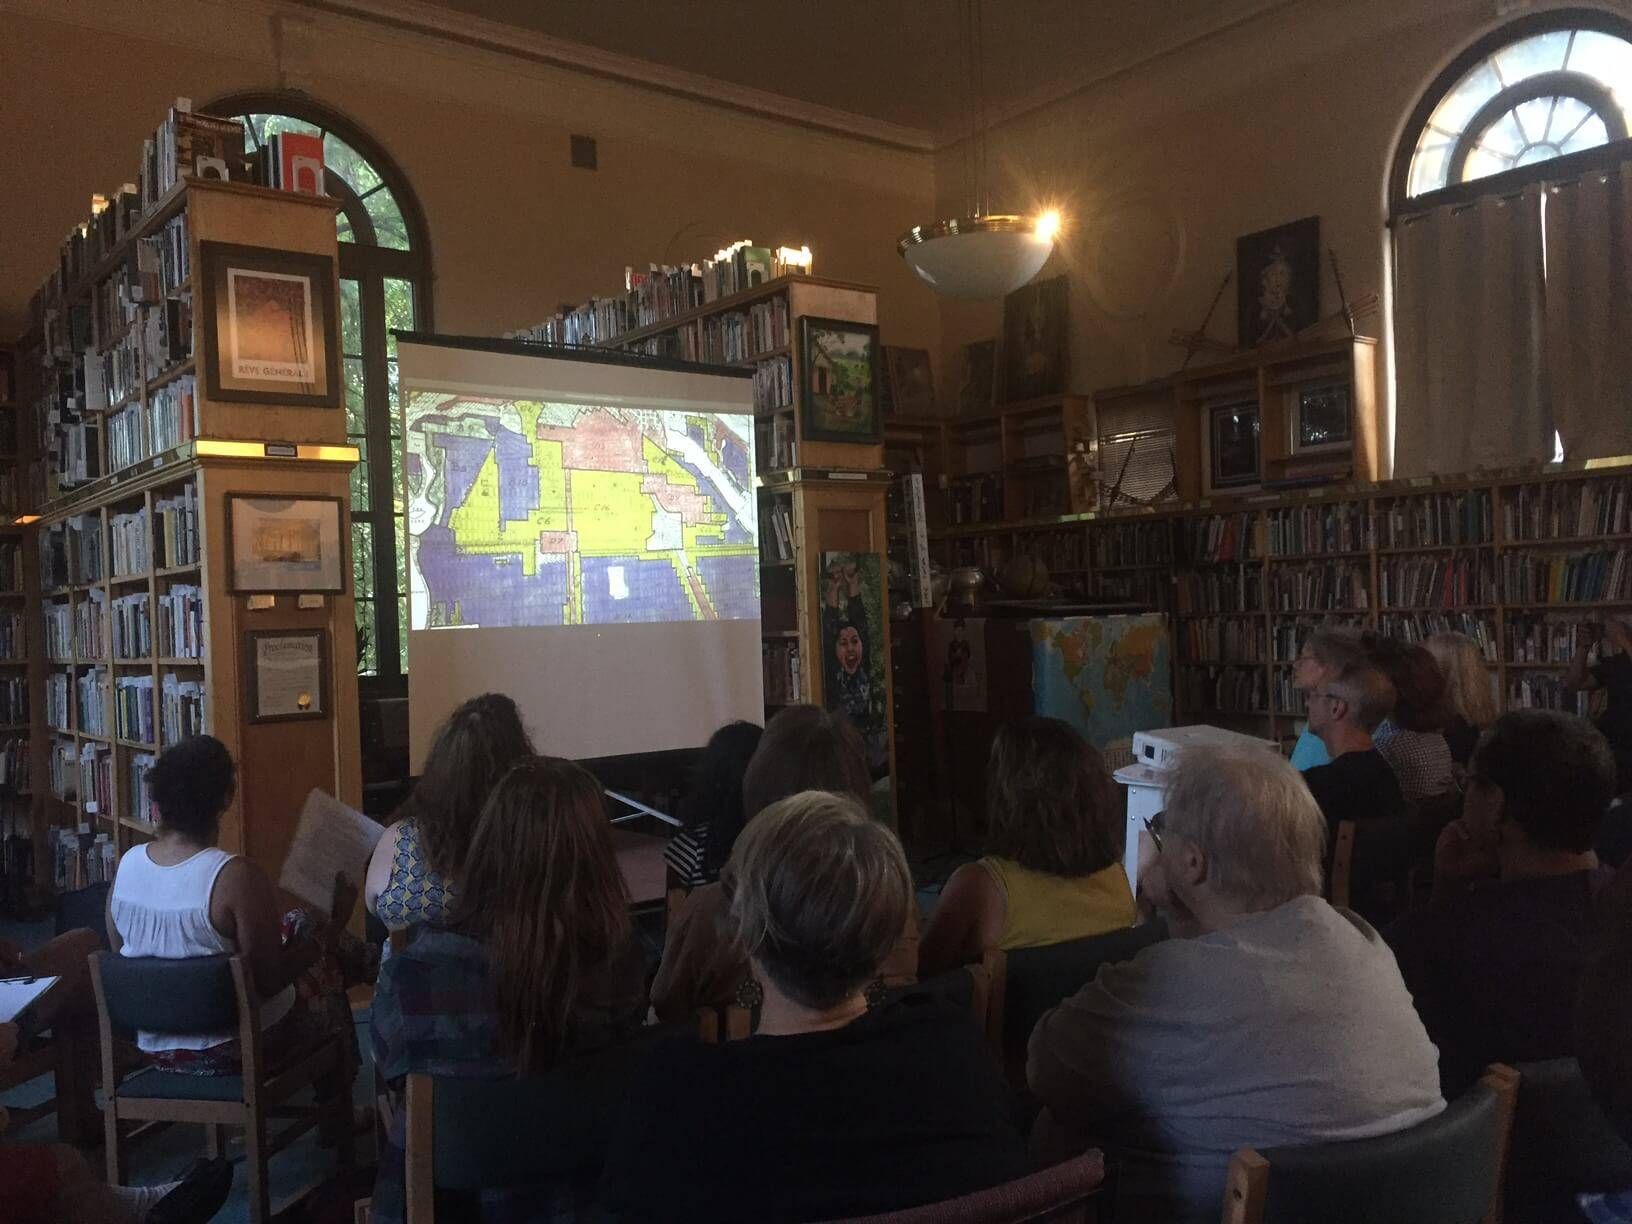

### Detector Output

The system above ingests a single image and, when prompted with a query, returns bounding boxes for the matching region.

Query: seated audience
[1361,632,1458,801]
[1386,709,1616,1095]
[1300,660,1405,828]
[603,791,1028,1222]
[919,716,1135,976]
[369,756,648,1224]
[364,692,533,941]
[663,720,763,889]
[1577,860,1632,1223]
[1288,629,1364,771]
[1426,631,1498,770]
[1567,615,1632,795]
[652,704,917,1024]
[1028,744,1444,1224]
[108,736,355,1079]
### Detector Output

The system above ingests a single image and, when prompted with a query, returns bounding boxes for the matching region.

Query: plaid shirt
[1372,720,1456,802]
[369,927,647,1224]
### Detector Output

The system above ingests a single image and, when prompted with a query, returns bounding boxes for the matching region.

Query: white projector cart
[1113,725,1281,892]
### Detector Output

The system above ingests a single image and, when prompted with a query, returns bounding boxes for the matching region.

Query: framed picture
[1001,274,1069,402]
[801,317,882,443]
[1236,216,1320,348]
[1208,399,1262,491]
[884,347,936,418]
[958,340,997,417]
[820,551,891,781]
[199,241,340,408]
[227,494,347,593]
[244,629,330,723]
[1288,380,1352,455]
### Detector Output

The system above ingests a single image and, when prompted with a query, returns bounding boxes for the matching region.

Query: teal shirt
[1290,728,1331,771]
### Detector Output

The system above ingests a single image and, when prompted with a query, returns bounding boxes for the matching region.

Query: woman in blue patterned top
[365,693,533,941]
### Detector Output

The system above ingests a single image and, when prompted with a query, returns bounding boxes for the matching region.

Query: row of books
[140,214,190,298]
[0,737,29,794]
[77,669,110,737]
[1267,562,1371,612]
[162,674,206,745]
[57,419,102,488]
[1504,615,1601,665]
[1507,674,1592,718]
[116,676,157,744]
[761,501,795,563]
[46,674,69,731]
[949,474,1005,525]
[1097,570,1171,608]
[0,470,15,518]
[1378,553,1498,609]
[1179,664,1267,714]
[755,416,797,473]
[43,603,70,660]
[1500,549,1632,605]
[1505,477,1632,541]
[1183,513,1259,563]
[157,484,202,567]
[1265,503,1371,555]
[681,298,788,364]
[112,594,152,660]
[142,103,244,211]
[130,751,157,822]
[1270,617,1369,663]
[763,641,803,706]
[1274,671,1309,717]
[1089,521,1173,568]
[1375,490,1494,548]
[108,371,199,473]
[74,516,103,584]
[1376,611,1498,659]
[0,612,24,662]
[1016,529,1084,575]
[49,740,74,801]
[752,355,793,414]
[1179,616,1267,664]
[78,743,112,816]
[111,509,151,577]
[75,592,107,660]
[0,677,26,725]
[0,544,21,594]
[1175,569,1263,615]
[156,586,204,658]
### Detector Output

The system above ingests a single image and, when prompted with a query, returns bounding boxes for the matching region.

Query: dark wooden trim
[244,627,333,722]
[391,330,753,379]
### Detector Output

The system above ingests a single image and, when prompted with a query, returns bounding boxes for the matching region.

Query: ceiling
[417,0,1294,140]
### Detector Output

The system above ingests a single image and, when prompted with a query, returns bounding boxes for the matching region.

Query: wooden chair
[981,922,1166,1084]
[0,919,105,1143]
[1504,1058,1632,1220]
[89,952,354,1224]
[1328,813,1423,926]
[1220,1063,1519,1224]
[696,1002,754,1043]
[831,1148,1105,1223]
[402,1032,660,1223]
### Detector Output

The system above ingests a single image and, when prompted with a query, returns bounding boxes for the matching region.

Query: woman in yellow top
[919,717,1136,976]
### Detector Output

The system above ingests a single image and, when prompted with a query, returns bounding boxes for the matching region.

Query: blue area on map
[492,425,538,523]
[687,422,705,447]
[675,455,753,547]
[696,554,759,620]
[720,435,749,489]
[431,433,496,529]
[581,556,693,623]
[415,523,566,627]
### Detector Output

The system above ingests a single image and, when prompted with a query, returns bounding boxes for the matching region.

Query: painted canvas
[802,317,881,442]
[1001,274,1069,402]
[1236,216,1320,347]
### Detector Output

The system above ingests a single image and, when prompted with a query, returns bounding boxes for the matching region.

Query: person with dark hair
[364,693,533,942]
[107,736,355,1077]
[369,756,647,1224]
[1300,660,1405,829]
[919,717,1135,976]
[651,704,915,1025]
[1386,709,1618,1094]
[823,557,888,778]
[604,792,1027,1222]
[1566,614,1632,794]
[663,720,763,888]
[1288,628,1365,771]
[1361,632,1457,801]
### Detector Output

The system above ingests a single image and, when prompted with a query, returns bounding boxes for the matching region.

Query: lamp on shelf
[896,0,1061,299]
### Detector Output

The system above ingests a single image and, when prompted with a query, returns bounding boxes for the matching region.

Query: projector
[1130,725,1280,771]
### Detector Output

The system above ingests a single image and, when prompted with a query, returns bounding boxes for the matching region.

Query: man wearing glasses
[1300,660,1405,829]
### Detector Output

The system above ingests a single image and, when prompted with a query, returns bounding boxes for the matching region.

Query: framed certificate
[244,629,330,723]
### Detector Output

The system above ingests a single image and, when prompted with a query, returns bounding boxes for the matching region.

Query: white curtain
[1393,188,1554,479]
[1544,163,1632,461]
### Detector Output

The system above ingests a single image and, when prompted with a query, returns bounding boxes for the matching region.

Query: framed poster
[1288,380,1352,455]
[820,551,890,781]
[1000,274,1069,403]
[801,317,882,443]
[958,340,997,417]
[1208,400,1262,491]
[227,494,347,593]
[1236,216,1320,348]
[199,241,340,408]
[244,629,330,723]
[884,346,936,418]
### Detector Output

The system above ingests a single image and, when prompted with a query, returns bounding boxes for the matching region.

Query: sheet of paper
[277,789,386,912]
[0,975,59,1024]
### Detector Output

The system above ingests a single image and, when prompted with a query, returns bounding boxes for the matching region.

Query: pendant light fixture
[897,0,1060,299]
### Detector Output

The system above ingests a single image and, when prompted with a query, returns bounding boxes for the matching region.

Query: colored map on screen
[405,392,759,628]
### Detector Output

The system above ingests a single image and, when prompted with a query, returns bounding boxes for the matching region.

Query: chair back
[1505,1058,1632,1219]
[1222,1064,1518,1224]
[55,881,112,945]
[832,1148,1105,1223]
[1330,816,1418,925]
[91,952,245,1037]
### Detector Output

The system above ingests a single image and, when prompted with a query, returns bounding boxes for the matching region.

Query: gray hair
[1163,743,1326,910]
[1325,661,1396,732]
[725,790,911,1010]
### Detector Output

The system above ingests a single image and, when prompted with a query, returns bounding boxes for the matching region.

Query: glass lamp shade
[897,215,1055,299]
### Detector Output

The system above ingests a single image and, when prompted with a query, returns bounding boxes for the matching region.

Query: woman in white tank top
[108,735,351,1076]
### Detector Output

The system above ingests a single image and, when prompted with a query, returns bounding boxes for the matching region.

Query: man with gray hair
[1301,659,1406,829]
[1028,744,1444,1224]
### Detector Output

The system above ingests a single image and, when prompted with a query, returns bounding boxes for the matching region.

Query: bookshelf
[16,149,362,894]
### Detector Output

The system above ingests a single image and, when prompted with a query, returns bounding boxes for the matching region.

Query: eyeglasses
[1143,810,1166,854]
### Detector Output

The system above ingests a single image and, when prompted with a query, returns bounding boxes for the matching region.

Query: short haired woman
[364,693,533,941]
[651,704,916,1024]
[108,736,355,1078]
[603,792,1028,1222]
[1361,633,1457,801]
[1425,631,1498,768]
[1288,628,1364,770]
[369,756,647,1224]
[919,717,1136,977]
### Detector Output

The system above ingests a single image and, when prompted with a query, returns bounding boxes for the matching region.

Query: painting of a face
[836,625,864,674]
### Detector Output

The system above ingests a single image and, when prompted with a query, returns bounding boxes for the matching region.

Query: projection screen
[397,336,762,766]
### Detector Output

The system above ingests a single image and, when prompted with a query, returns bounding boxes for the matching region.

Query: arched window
[206,94,431,688]
[1393,11,1632,211]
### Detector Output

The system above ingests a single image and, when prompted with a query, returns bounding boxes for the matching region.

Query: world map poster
[405,391,759,629]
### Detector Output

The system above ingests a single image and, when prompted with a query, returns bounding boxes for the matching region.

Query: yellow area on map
[444,410,567,578]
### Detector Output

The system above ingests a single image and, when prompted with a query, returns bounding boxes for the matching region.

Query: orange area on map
[536,409,644,471]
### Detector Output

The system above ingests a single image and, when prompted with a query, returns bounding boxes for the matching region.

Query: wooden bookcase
[18,175,361,889]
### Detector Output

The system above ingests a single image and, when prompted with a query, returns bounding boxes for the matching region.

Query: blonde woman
[1426,632,1498,768]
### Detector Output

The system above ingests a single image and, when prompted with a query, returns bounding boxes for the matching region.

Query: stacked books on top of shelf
[1376,490,1493,547]
[1266,502,1372,555]
[1505,476,1632,540]
[1500,548,1632,605]
[140,102,245,210]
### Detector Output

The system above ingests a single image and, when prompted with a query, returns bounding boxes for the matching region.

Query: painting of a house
[801,316,881,442]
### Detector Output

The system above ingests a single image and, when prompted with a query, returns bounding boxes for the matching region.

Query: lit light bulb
[1034,209,1062,242]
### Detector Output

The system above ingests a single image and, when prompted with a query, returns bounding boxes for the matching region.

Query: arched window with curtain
[205,94,431,688]
[1389,12,1632,477]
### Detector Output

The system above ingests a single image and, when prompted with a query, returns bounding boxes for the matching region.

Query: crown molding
[284,0,938,153]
